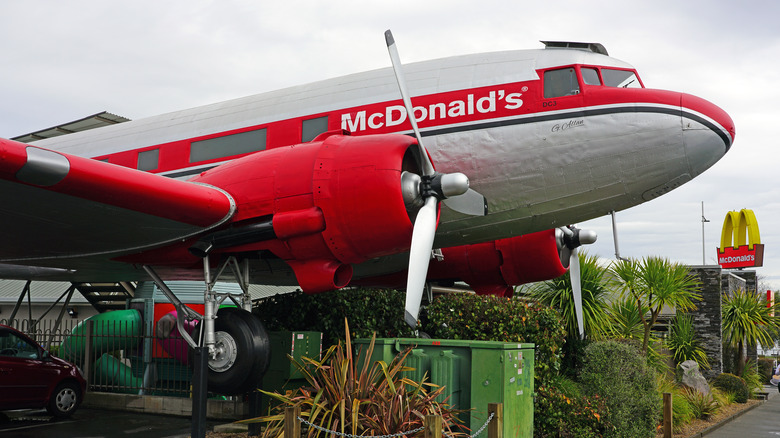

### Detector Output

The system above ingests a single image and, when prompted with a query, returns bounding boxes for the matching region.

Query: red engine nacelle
[429,229,567,297]
[190,132,422,293]
[356,229,567,297]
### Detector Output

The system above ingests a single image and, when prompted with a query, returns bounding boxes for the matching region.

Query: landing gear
[197,307,270,395]
[143,256,270,395]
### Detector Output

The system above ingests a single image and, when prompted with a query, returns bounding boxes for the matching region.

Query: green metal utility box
[354,338,534,437]
[260,331,322,413]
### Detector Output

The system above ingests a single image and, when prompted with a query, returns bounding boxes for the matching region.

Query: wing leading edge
[0,138,235,271]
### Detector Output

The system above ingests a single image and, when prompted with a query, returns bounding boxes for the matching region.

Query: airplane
[0,32,734,394]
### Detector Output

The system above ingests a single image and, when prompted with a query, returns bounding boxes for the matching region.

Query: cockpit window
[602,69,641,88]
[581,68,601,86]
[544,68,580,98]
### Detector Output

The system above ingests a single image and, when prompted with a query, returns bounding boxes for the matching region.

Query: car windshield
[0,330,40,359]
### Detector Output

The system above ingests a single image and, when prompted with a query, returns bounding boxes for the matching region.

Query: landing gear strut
[143,255,270,394]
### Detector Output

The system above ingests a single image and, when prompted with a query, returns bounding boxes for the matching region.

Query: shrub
[712,373,749,403]
[254,288,415,347]
[534,382,611,438]
[579,340,660,438]
[251,320,465,437]
[656,375,694,431]
[740,359,763,398]
[757,358,774,384]
[424,294,566,383]
[667,313,709,369]
[682,389,719,420]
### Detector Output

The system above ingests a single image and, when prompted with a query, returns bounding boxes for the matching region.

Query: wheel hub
[209,330,238,373]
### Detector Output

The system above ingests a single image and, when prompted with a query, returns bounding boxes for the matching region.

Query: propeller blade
[404,196,438,328]
[570,246,585,339]
[385,29,434,176]
[442,188,488,216]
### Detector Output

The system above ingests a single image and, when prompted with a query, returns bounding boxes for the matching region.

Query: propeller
[556,225,597,338]
[385,30,488,328]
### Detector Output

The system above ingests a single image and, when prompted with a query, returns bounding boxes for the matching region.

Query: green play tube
[61,309,142,361]
[94,353,143,393]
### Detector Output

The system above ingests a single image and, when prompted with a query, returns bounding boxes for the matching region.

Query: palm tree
[528,253,612,339]
[611,256,701,355]
[722,288,780,376]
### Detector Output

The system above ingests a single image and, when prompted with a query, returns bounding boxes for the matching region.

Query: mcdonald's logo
[717,209,764,269]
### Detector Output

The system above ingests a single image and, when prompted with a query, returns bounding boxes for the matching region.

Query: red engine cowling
[427,229,567,297]
[191,132,422,293]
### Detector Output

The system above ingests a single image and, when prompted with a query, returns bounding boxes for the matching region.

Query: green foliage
[527,253,613,339]
[722,288,780,375]
[682,389,719,420]
[712,373,749,403]
[740,359,763,398]
[757,358,774,384]
[611,256,701,354]
[655,375,694,431]
[534,381,611,438]
[249,320,465,437]
[424,294,566,383]
[254,288,415,347]
[579,340,660,438]
[667,313,709,369]
[606,297,645,340]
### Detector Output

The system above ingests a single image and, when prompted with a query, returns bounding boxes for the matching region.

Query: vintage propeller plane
[0,31,734,393]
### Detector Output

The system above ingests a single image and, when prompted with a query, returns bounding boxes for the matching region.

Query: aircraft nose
[680,93,735,177]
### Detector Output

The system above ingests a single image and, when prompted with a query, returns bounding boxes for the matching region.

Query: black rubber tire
[46,381,81,418]
[193,307,271,395]
[230,309,271,392]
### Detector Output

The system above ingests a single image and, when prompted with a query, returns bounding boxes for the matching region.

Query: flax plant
[248,319,465,438]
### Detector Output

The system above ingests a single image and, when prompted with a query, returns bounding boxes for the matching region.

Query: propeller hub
[423,172,470,200]
[401,171,424,209]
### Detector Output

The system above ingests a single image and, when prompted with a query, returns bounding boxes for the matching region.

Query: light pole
[701,201,710,265]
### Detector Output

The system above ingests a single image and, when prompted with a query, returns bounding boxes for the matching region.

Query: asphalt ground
[704,385,780,437]
[0,407,222,438]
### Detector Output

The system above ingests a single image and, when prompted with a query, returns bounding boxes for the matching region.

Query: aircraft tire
[195,307,270,395]
[229,309,271,392]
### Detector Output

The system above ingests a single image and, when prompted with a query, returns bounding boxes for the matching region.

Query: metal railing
[2,317,194,397]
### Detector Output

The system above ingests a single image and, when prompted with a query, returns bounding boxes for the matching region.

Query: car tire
[46,381,81,418]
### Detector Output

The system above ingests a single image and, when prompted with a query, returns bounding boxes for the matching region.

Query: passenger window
[544,68,580,98]
[137,149,159,171]
[602,69,642,88]
[581,68,601,86]
[190,128,267,163]
[302,116,329,142]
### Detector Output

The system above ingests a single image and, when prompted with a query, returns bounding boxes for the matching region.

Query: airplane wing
[0,138,235,279]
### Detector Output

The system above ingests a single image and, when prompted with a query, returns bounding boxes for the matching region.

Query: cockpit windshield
[601,69,641,88]
[543,66,643,98]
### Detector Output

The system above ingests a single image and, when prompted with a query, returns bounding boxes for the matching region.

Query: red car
[0,324,86,418]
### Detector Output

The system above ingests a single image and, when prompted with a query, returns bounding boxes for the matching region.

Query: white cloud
[1,0,777,287]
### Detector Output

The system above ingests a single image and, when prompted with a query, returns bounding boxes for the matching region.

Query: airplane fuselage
[4,42,734,283]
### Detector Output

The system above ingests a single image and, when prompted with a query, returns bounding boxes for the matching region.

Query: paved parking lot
[0,407,222,438]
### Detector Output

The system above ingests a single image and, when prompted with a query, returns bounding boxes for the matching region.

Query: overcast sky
[1,1,778,289]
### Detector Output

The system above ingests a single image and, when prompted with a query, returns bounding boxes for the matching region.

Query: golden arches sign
[717,209,764,268]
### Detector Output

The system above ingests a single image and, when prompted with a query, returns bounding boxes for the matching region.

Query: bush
[253,321,465,437]
[656,375,694,431]
[254,288,415,347]
[667,313,709,369]
[579,340,660,438]
[740,359,763,398]
[757,358,774,385]
[712,373,749,403]
[682,389,719,420]
[423,294,566,383]
[534,382,611,438]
